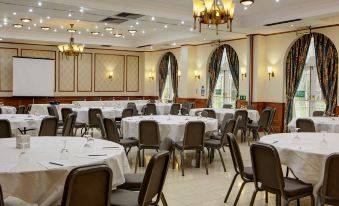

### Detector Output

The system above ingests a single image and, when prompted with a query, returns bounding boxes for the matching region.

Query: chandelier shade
[58,24,84,59]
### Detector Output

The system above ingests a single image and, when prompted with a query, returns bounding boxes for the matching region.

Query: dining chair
[0,185,4,206]
[249,143,315,206]
[234,110,248,142]
[145,103,157,115]
[97,114,106,139]
[247,108,271,143]
[296,118,316,132]
[0,119,12,138]
[313,111,325,117]
[47,106,63,127]
[203,109,217,119]
[62,113,76,136]
[173,121,208,176]
[320,153,339,206]
[246,105,255,110]
[223,104,233,109]
[16,105,26,114]
[181,102,194,115]
[211,118,237,150]
[135,120,161,173]
[88,108,103,136]
[170,103,181,115]
[267,108,277,134]
[25,104,32,114]
[62,108,87,136]
[61,164,112,206]
[103,118,138,156]
[38,116,58,136]
[110,151,170,206]
[224,133,254,205]
[116,108,134,132]
[127,102,138,116]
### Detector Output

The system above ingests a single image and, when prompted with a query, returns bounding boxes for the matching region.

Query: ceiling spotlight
[105,27,113,31]
[151,16,155,21]
[79,7,84,12]
[68,13,72,17]
[128,29,137,34]
[181,20,185,24]
[46,16,50,19]
[190,27,194,31]
[67,28,76,33]
[95,25,98,29]
[76,19,80,22]
[240,0,254,6]
[142,30,145,34]
[114,33,122,37]
[78,31,81,34]
[13,12,16,15]
[164,25,168,28]
[41,26,51,31]
[13,24,23,28]
[101,33,104,36]
[38,2,42,6]
[0,38,2,41]
[53,29,57,32]
[91,31,100,35]
[21,18,32,23]
[136,21,139,25]
[61,25,64,29]
[29,8,33,12]
[33,23,37,27]
[3,22,7,26]
[39,18,43,24]
[28,26,31,30]
[171,42,177,46]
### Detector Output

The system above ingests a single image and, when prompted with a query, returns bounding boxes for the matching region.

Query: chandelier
[58,24,84,59]
[192,0,235,35]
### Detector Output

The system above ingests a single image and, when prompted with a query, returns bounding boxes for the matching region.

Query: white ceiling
[0,0,339,50]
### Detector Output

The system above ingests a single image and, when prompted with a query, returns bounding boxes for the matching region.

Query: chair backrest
[258,109,272,129]
[250,143,285,196]
[201,110,209,118]
[0,185,4,206]
[182,121,205,149]
[233,116,242,136]
[97,114,106,139]
[203,109,216,119]
[61,108,73,123]
[159,137,174,154]
[61,164,112,206]
[25,104,32,114]
[181,108,189,115]
[182,102,194,111]
[47,106,59,119]
[313,111,325,117]
[322,153,339,205]
[227,133,245,175]
[139,120,160,147]
[296,118,316,132]
[267,108,276,132]
[39,117,58,136]
[127,102,138,116]
[122,108,133,118]
[0,120,12,138]
[16,105,26,114]
[224,119,236,134]
[170,103,181,115]
[103,118,120,143]
[88,108,103,127]
[145,103,157,115]
[234,110,248,129]
[138,151,170,206]
[223,104,232,109]
[62,113,76,136]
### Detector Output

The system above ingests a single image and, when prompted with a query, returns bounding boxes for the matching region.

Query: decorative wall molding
[58,52,75,92]
[126,55,139,92]
[0,47,18,92]
[77,53,93,92]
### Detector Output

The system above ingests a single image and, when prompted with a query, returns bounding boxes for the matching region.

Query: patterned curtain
[225,45,240,97]
[207,46,224,107]
[169,53,179,102]
[159,53,170,98]
[313,33,338,115]
[284,34,312,131]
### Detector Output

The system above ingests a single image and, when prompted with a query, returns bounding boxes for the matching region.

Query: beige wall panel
[0,48,18,91]
[126,55,139,92]
[77,53,92,92]
[58,53,75,92]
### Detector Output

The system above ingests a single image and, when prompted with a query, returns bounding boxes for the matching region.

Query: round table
[0,114,46,131]
[189,108,260,123]
[73,107,123,124]
[260,133,339,195]
[122,115,218,142]
[288,117,339,132]
[0,137,129,206]
[135,103,173,115]
[0,106,16,114]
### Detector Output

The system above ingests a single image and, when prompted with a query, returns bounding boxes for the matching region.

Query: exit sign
[239,95,246,100]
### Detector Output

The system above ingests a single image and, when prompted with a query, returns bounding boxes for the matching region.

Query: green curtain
[159,53,170,98]
[169,53,179,102]
[313,33,338,115]
[225,45,240,97]
[284,34,312,131]
[207,46,224,107]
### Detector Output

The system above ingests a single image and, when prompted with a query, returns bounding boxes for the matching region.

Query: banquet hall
[0,0,339,205]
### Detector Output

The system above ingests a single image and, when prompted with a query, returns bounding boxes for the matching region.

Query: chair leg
[202,149,208,175]
[134,149,140,173]
[224,173,239,203]
[310,195,315,206]
[265,191,268,203]
[249,189,258,206]
[126,147,132,156]
[234,181,247,205]
[276,195,281,206]
[222,146,226,152]
[217,149,226,172]
[172,149,176,169]
[142,149,145,167]
[285,167,290,177]
[180,151,185,176]
[160,193,168,206]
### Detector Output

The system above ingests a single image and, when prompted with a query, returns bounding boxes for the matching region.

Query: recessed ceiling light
[38,2,42,6]
[122,36,125,38]
[41,26,51,31]
[150,46,153,50]
[76,19,80,23]
[86,28,89,32]
[136,21,139,25]
[101,33,104,36]
[67,28,76,33]
[54,29,57,32]
[79,7,84,12]
[104,23,108,26]
[13,24,23,28]
[3,18,7,22]
[78,31,81,35]
[46,16,50,19]
[13,12,16,15]
[130,25,134,28]
[60,25,64,29]
[0,25,2,27]
[39,18,43,24]
[276,0,280,2]
[68,13,72,17]
[151,16,155,21]
[291,24,294,27]
[33,23,37,27]
[3,22,7,26]
[110,31,113,34]
[190,27,194,31]
[29,8,33,12]
[21,18,32,23]
[181,20,185,24]
[244,6,248,10]
[171,42,177,46]
[0,38,2,41]
[240,0,254,6]
[164,25,168,28]
[114,33,122,37]
[142,30,145,34]
[105,27,113,31]
[95,25,98,29]
[91,31,100,35]
[128,29,137,34]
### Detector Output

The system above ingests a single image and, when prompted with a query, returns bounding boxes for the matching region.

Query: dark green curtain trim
[159,53,170,98]
[225,45,240,97]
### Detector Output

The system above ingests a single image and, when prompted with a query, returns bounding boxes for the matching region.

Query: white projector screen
[13,57,55,97]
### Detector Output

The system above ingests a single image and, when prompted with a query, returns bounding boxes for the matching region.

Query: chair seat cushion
[120,138,139,147]
[118,173,144,190]
[204,139,221,148]
[243,167,254,180]
[110,189,139,206]
[284,177,313,197]
[247,122,260,129]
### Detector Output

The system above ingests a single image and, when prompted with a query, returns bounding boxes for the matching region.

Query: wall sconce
[267,66,275,80]
[194,70,200,80]
[108,71,113,81]
[178,70,182,81]
[148,72,154,80]
[241,68,247,80]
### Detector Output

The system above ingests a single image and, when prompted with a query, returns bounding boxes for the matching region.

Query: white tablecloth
[288,117,339,132]
[189,108,260,123]
[30,104,74,118]
[122,115,218,142]
[135,103,173,115]
[0,106,16,114]
[0,114,45,130]
[72,100,148,108]
[73,107,124,124]
[0,137,129,206]
[260,133,339,195]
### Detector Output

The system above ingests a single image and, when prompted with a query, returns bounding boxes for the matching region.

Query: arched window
[162,58,173,102]
[158,52,179,102]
